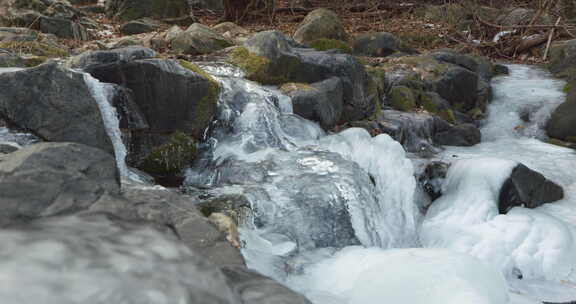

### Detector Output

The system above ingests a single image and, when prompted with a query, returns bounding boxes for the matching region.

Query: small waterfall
[185,64,419,284]
[82,72,141,183]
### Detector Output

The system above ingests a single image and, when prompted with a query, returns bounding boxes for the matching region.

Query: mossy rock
[0,41,67,58]
[177,60,220,132]
[308,38,352,53]
[547,138,576,149]
[227,46,293,85]
[22,55,48,67]
[467,107,484,120]
[141,131,197,176]
[389,86,416,111]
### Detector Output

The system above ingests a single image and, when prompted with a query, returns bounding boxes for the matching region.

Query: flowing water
[1,63,576,303]
[187,64,576,304]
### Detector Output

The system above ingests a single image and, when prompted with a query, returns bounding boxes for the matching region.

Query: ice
[288,247,510,304]
[82,72,144,184]
[421,158,576,281]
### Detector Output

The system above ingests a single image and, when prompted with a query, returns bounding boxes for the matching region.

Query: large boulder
[0,212,241,304]
[67,46,156,69]
[75,51,218,179]
[293,8,348,45]
[171,23,233,55]
[0,63,114,153]
[229,31,373,122]
[546,78,576,142]
[119,17,161,35]
[0,142,119,227]
[279,77,343,130]
[90,188,246,266]
[105,0,190,21]
[353,32,417,57]
[498,164,564,213]
[548,39,576,77]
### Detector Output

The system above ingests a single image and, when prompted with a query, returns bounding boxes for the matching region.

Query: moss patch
[308,38,352,53]
[141,131,197,175]
[279,82,316,94]
[178,60,220,132]
[227,47,271,83]
[389,86,416,111]
[0,41,67,57]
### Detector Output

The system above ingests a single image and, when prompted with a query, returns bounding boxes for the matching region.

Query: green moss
[0,41,67,57]
[279,82,316,94]
[22,55,47,67]
[141,131,197,175]
[563,82,572,94]
[178,60,220,131]
[439,109,456,124]
[566,136,576,143]
[547,138,576,149]
[467,107,484,120]
[227,47,298,85]
[389,86,416,112]
[227,47,271,83]
[308,38,352,53]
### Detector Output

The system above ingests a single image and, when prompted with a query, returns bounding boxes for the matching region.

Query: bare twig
[543,16,562,59]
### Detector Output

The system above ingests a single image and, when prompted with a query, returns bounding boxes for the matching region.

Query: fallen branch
[543,16,562,60]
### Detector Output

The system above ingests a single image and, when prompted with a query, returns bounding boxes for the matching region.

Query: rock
[430,49,494,81]
[172,23,233,55]
[69,0,99,4]
[388,85,417,111]
[498,163,564,213]
[90,188,246,266]
[213,22,248,36]
[433,123,481,146]
[0,142,119,227]
[496,8,552,26]
[307,38,351,53]
[430,66,479,112]
[548,39,576,77]
[0,50,24,67]
[230,31,373,122]
[418,161,450,201]
[293,8,348,45]
[38,15,91,40]
[0,63,113,153]
[280,77,343,130]
[107,36,144,49]
[119,18,161,35]
[81,58,218,176]
[165,24,184,42]
[67,46,156,70]
[106,0,190,21]
[221,266,313,304]
[353,32,417,57]
[0,212,241,304]
[546,78,576,141]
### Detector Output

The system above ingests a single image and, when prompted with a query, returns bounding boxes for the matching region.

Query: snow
[421,158,576,282]
[288,247,510,304]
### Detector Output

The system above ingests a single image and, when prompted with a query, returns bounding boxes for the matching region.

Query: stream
[186,64,576,303]
[1,63,576,303]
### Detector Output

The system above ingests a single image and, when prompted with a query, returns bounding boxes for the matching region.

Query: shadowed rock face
[0,142,120,227]
[0,63,114,154]
[499,163,564,214]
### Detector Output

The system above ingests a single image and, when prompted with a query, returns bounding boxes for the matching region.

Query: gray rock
[548,39,576,77]
[1,212,241,304]
[546,78,576,142]
[293,8,348,45]
[430,66,479,112]
[119,18,161,35]
[353,32,417,57]
[221,266,313,304]
[281,77,343,130]
[242,31,373,122]
[90,188,246,266]
[39,15,90,40]
[430,49,494,81]
[106,0,190,21]
[433,123,481,146]
[67,46,157,70]
[172,23,233,55]
[0,142,119,227]
[499,163,564,213]
[0,62,114,154]
[0,142,19,154]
